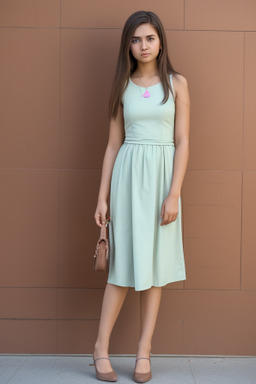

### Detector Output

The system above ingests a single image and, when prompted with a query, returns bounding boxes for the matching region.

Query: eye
[131,38,140,44]
[148,37,154,41]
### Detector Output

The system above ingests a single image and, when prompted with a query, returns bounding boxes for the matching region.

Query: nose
[141,39,148,50]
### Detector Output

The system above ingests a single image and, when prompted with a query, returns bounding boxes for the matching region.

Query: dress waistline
[124,139,175,146]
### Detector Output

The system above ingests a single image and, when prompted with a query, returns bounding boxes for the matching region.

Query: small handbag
[93,219,110,272]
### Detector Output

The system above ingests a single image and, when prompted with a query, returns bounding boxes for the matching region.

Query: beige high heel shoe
[92,355,117,382]
[133,356,152,383]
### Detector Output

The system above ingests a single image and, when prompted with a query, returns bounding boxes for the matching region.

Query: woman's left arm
[160,74,190,225]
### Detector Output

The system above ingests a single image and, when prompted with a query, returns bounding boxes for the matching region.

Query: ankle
[136,342,151,358]
[94,340,109,355]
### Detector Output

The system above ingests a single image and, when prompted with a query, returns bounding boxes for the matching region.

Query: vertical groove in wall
[56,0,62,353]
[240,171,243,291]
[181,319,184,353]
[242,32,245,171]
[57,0,62,290]
[240,32,245,291]
[184,0,186,30]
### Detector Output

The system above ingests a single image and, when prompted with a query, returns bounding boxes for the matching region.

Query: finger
[94,213,99,223]
[170,215,177,223]
[95,214,101,227]
[160,213,169,225]
[165,215,176,225]
[101,216,107,226]
[168,215,175,223]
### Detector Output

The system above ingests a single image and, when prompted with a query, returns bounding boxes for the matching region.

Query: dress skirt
[107,139,186,291]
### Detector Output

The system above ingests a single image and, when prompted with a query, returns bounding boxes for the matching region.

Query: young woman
[93,10,190,383]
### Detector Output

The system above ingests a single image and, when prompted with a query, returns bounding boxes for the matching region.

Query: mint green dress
[107,74,186,291]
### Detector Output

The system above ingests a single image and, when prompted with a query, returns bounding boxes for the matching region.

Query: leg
[136,286,163,373]
[94,282,129,373]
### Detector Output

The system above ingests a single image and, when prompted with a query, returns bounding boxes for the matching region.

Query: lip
[141,53,150,57]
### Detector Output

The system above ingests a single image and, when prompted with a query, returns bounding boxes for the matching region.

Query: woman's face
[130,23,161,64]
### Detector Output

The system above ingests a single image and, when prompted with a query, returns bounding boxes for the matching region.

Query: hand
[160,195,179,226]
[94,200,110,227]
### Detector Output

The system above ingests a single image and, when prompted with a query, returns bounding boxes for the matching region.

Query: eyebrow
[131,34,156,38]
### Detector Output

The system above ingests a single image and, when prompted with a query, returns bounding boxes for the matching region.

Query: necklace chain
[132,75,160,89]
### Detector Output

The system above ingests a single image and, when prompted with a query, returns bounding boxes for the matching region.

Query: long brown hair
[109,10,181,119]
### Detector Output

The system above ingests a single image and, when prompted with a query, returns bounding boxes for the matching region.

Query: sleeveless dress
[107,74,186,291]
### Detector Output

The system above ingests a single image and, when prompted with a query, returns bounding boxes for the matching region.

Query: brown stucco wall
[0,0,256,355]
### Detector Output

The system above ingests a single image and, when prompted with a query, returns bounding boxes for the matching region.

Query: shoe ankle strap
[94,357,110,362]
[136,357,151,361]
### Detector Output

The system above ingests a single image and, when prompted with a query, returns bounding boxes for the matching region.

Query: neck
[135,60,159,78]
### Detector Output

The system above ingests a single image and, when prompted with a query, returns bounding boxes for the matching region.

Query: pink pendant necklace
[142,89,151,98]
[131,76,160,98]
[140,77,159,98]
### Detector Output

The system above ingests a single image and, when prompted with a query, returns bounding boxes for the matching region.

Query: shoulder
[172,73,188,90]
[172,73,190,102]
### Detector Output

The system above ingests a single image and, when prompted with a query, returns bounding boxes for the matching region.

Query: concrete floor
[0,354,256,384]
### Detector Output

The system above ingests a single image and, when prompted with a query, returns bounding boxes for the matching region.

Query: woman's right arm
[94,103,125,227]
